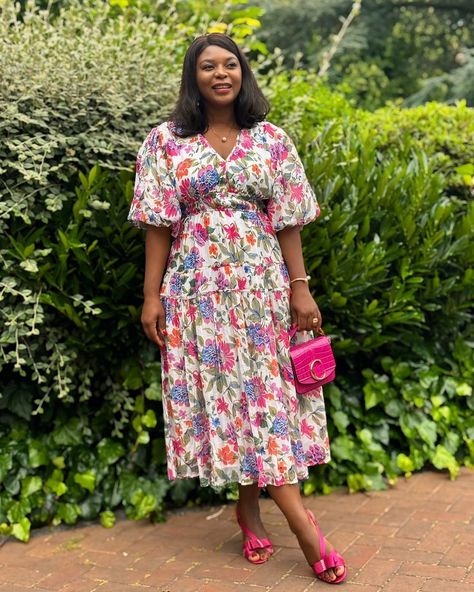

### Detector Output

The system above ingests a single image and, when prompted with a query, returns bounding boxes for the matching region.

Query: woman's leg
[266,483,344,583]
[237,483,272,562]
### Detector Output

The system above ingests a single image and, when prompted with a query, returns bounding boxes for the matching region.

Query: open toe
[306,509,347,585]
[236,506,273,565]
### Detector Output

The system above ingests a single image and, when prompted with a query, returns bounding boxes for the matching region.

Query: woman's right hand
[141,295,167,348]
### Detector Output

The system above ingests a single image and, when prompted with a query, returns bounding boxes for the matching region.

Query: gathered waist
[181,201,267,219]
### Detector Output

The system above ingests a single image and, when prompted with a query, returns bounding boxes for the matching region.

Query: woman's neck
[205,104,236,129]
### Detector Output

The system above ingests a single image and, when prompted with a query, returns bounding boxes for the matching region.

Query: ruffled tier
[160,287,330,490]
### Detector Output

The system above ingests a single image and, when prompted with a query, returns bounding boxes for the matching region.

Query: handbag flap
[290,336,336,385]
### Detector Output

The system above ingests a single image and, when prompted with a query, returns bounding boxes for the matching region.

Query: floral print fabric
[128,120,330,490]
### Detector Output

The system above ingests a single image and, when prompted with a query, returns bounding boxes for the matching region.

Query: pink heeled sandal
[306,508,347,584]
[236,505,273,564]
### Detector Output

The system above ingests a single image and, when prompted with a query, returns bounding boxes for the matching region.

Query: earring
[197,97,201,108]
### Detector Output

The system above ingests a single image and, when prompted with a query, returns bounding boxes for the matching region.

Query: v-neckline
[200,128,242,163]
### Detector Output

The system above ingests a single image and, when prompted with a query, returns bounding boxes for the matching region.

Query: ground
[0,469,473,591]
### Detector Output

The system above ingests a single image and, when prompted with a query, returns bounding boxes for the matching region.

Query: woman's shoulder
[251,120,292,143]
[138,121,179,152]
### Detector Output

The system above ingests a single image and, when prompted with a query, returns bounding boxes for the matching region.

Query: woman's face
[196,45,242,110]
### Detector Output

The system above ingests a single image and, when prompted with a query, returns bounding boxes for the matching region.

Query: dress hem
[167,456,331,491]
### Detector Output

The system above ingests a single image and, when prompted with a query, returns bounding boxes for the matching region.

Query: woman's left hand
[290,283,322,332]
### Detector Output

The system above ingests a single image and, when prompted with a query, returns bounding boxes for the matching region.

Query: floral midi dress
[128,120,330,490]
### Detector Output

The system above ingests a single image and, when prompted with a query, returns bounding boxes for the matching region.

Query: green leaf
[11,518,31,542]
[100,510,116,528]
[137,431,150,445]
[21,476,42,497]
[144,383,162,401]
[98,439,125,465]
[333,410,349,432]
[53,418,85,446]
[142,410,157,429]
[417,420,438,447]
[0,452,13,483]
[74,471,96,493]
[56,502,80,525]
[28,441,49,468]
[432,445,460,479]
[396,453,414,475]
[455,382,472,397]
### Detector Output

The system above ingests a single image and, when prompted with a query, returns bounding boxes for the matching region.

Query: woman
[128,33,346,585]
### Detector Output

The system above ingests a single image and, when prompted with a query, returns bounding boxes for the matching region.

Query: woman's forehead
[198,45,237,63]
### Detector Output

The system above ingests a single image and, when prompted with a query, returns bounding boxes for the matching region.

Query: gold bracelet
[290,275,311,285]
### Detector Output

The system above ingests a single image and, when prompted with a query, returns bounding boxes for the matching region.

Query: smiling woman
[127,33,346,585]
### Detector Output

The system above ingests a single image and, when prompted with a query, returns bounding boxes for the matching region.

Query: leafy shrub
[358,100,474,196]
[298,122,473,493]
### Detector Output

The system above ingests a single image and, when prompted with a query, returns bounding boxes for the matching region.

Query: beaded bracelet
[290,275,311,285]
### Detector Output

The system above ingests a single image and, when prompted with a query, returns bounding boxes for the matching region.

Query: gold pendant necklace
[208,125,237,143]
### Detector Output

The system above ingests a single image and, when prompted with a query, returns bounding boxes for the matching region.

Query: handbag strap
[288,324,325,340]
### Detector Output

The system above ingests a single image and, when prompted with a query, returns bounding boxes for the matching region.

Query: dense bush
[1,1,473,542]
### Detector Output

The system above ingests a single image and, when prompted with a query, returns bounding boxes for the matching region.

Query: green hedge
[1,1,473,542]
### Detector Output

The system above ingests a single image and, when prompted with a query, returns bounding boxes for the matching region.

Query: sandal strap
[243,534,273,553]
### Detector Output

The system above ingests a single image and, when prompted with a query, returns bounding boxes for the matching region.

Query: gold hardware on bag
[310,359,326,381]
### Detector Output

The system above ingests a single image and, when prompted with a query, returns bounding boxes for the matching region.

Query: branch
[318,0,363,77]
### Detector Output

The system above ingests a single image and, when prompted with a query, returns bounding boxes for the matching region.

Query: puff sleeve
[267,128,320,232]
[127,126,182,237]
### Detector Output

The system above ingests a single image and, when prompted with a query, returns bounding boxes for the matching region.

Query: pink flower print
[187,339,198,357]
[240,133,254,150]
[290,182,304,203]
[195,271,206,292]
[216,397,229,414]
[274,475,286,486]
[179,178,192,197]
[172,438,186,456]
[263,122,276,136]
[193,223,208,246]
[187,304,197,322]
[223,223,239,240]
[257,454,264,473]
[229,147,245,161]
[218,341,235,372]
[270,142,289,163]
[225,423,237,446]
[229,308,239,329]
[192,369,203,390]
[197,441,211,464]
[237,277,247,290]
[165,139,179,156]
[301,418,315,438]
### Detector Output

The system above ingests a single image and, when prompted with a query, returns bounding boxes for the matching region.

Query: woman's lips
[213,87,232,94]
[212,84,232,94]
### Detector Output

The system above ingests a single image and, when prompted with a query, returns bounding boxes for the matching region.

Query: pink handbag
[288,325,336,394]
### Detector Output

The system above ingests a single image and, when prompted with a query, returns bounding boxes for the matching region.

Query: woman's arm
[141,225,172,347]
[276,226,322,332]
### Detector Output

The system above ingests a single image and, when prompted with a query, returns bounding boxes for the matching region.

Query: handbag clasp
[310,359,326,381]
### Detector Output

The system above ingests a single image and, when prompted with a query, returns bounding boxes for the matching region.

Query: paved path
[0,469,473,592]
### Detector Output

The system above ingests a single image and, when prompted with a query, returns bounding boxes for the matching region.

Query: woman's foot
[291,508,346,583]
[236,500,273,563]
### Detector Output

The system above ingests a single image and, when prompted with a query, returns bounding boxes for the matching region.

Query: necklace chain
[207,124,238,143]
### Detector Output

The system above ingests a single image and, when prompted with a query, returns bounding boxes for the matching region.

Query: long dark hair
[169,33,270,137]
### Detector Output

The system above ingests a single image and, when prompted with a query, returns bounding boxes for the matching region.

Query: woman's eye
[227,62,237,68]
